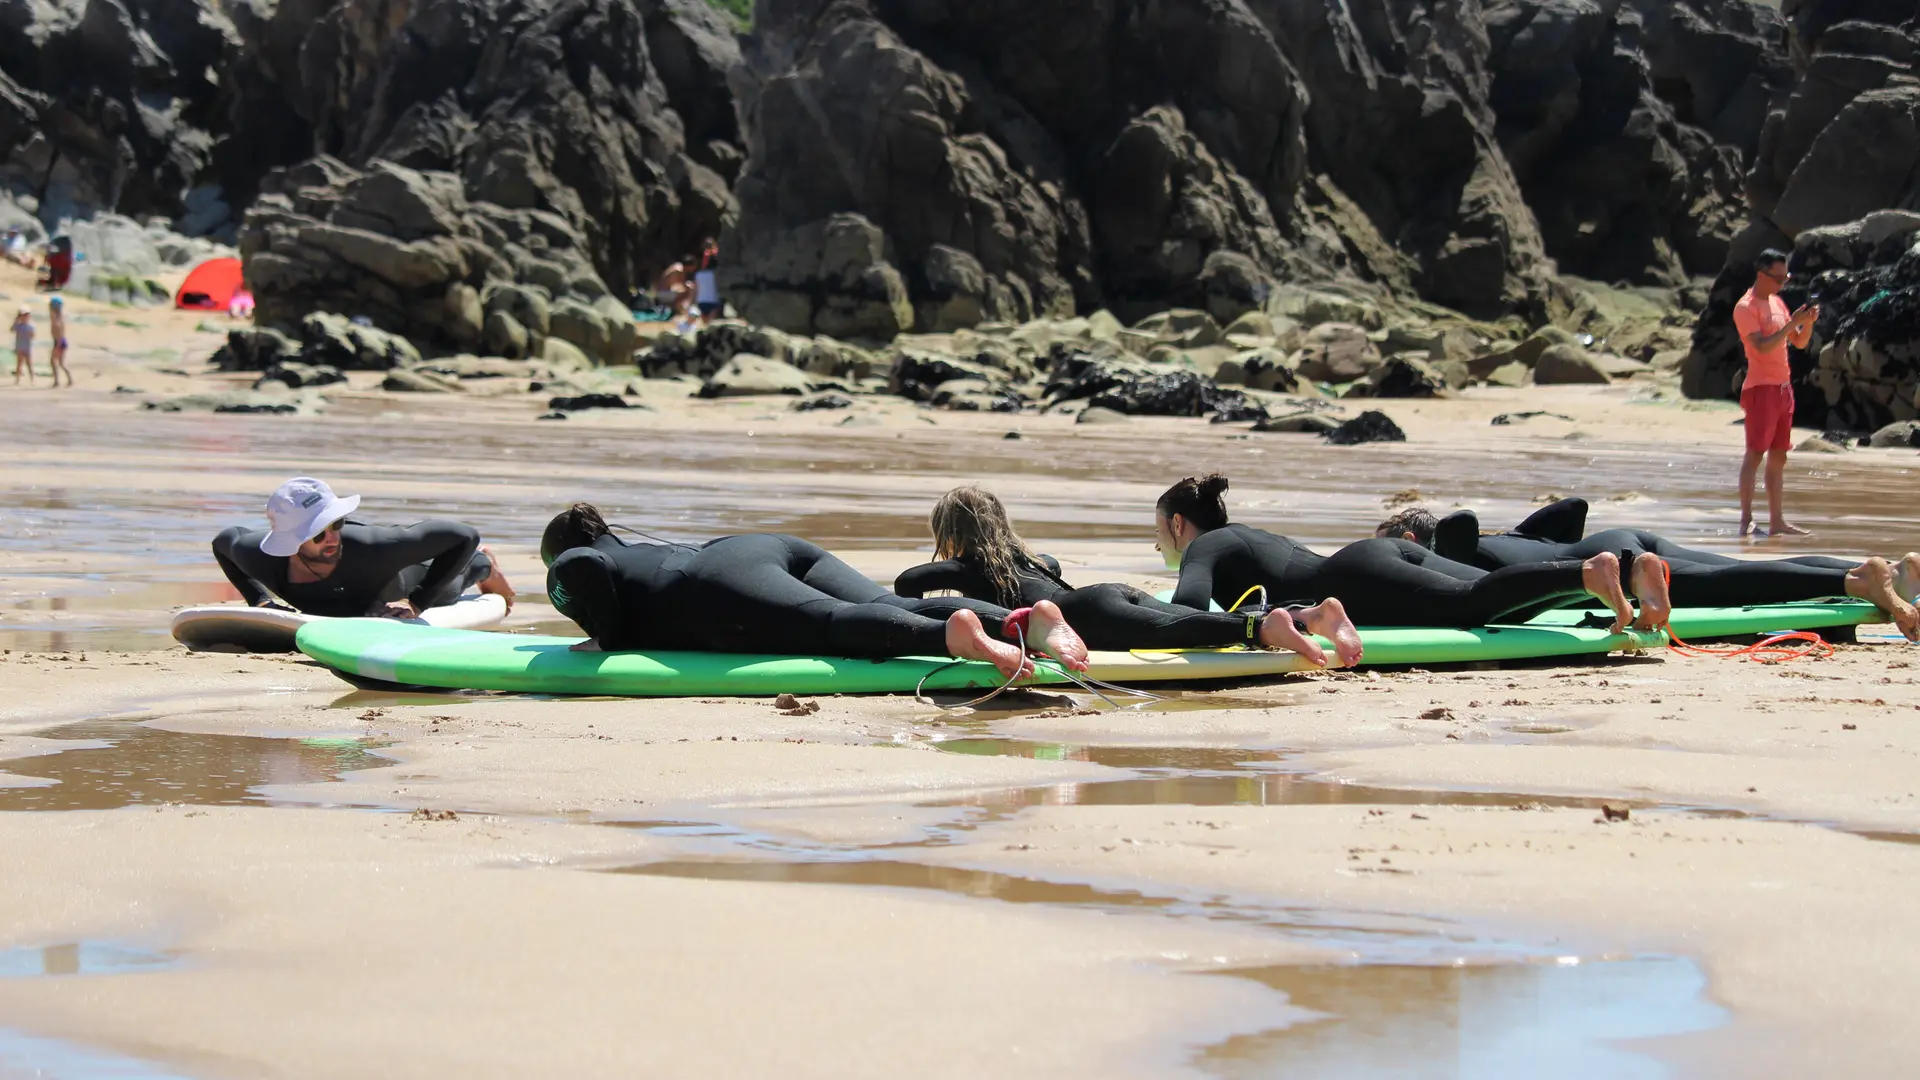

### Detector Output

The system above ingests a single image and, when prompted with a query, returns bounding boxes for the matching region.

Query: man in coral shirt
[1733,249,1819,537]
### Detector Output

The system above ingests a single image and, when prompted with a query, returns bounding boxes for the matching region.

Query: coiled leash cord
[915,609,1164,712]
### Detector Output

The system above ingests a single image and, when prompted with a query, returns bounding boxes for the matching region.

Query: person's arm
[356,521,482,614]
[548,547,628,650]
[1741,302,1816,354]
[894,560,971,599]
[211,526,276,606]
[1040,554,1062,575]
[1431,511,1480,562]
[1787,308,1818,349]
[1511,497,1587,544]
[1169,534,1220,610]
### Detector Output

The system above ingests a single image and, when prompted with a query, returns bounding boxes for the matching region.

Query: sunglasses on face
[308,522,342,544]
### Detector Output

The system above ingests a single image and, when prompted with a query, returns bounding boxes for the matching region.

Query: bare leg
[1298,598,1363,668]
[1846,557,1919,641]
[1765,449,1808,535]
[1629,554,1672,632]
[1582,552,1634,635]
[476,545,516,611]
[945,610,1033,680]
[1895,553,1920,604]
[1026,599,1090,672]
[1737,449,1764,537]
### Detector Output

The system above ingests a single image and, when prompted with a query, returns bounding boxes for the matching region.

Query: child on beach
[47,296,69,387]
[10,306,31,385]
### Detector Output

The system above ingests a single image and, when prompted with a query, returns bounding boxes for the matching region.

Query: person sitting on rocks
[1375,498,1920,639]
[541,503,1084,678]
[2,227,31,268]
[213,477,514,618]
[896,486,1360,668]
[1159,475,1674,635]
[652,256,695,325]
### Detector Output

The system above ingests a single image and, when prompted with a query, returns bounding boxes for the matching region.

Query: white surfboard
[170,594,510,653]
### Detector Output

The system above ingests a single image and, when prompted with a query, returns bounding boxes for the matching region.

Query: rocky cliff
[1684,0,1920,427]
[721,0,1784,342]
[2,0,1807,356]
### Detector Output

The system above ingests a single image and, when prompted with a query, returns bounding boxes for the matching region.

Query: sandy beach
[4,258,1920,1078]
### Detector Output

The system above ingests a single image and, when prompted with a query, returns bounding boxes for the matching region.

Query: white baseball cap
[261,477,361,557]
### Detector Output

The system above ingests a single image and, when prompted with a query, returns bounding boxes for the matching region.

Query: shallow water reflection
[0,722,385,811]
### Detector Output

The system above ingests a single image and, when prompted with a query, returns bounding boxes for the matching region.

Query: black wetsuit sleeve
[1513,498,1588,544]
[548,548,631,647]
[1432,511,1481,564]
[352,522,482,611]
[1170,532,1228,610]
[211,525,275,606]
[894,560,974,599]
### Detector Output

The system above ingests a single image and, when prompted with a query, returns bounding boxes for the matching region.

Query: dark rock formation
[1485,0,1788,286]
[1325,409,1407,446]
[1684,2,1920,422]
[1045,345,1267,422]
[0,0,236,230]
[722,0,1786,340]
[220,0,743,351]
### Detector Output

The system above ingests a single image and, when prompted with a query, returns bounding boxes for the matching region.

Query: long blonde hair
[929,486,1052,608]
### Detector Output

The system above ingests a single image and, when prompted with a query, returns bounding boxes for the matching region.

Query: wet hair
[929,486,1054,609]
[1375,507,1440,546]
[1755,249,1789,274]
[1155,474,1231,533]
[542,502,610,566]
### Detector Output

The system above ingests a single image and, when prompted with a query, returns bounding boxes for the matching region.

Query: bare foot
[1027,599,1090,673]
[1300,599,1364,667]
[1581,552,1634,635]
[1895,552,1920,604]
[1257,609,1326,667]
[1739,517,1756,538]
[477,545,516,611]
[1846,557,1920,642]
[1629,554,1672,633]
[1769,521,1812,536]
[946,610,1033,680]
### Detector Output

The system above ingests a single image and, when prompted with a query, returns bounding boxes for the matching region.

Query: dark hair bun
[1198,474,1229,498]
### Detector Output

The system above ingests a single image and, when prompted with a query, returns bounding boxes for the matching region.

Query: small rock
[1600,804,1630,822]
[548,393,628,411]
[536,411,569,420]
[1490,411,1575,426]
[1796,435,1848,454]
[792,392,854,412]
[1418,706,1454,721]
[1003,430,1022,440]
[1075,405,1130,425]
[1324,410,1406,446]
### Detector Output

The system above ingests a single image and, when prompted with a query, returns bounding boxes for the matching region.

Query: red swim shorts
[1741,382,1794,453]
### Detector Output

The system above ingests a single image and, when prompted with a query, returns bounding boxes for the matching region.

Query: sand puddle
[619,855,1723,1076]
[0,942,190,1078]
[0,720,386,810]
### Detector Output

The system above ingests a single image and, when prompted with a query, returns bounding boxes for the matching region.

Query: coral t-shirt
[1733,288,1792,387]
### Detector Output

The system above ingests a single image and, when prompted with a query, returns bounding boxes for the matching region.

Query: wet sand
[3,257,1920,1076]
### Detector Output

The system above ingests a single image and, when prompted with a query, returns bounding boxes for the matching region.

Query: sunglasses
[307,521,343,544]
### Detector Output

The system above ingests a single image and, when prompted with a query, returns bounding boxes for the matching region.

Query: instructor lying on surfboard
[212,477,514,618]
[895,486,1362,668]
[540,503,1086,680]
[1157,475,1674,634]
[1374,499,1920,640]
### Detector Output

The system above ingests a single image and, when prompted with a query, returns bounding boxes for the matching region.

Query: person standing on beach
[693,237,721,326]
[1733,249,1819,537]
[10,305,31,385]
[46,296,70,387]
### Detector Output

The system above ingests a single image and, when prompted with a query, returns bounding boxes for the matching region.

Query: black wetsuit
[1169,524,1594,628]
[213,520,492,617]
[547,533,1017,656]
[895,554,1270,651]
[1432,500,1859,608]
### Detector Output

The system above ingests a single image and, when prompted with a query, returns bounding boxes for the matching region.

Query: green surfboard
[294,618,1670,697]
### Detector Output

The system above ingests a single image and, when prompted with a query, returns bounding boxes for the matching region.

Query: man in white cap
[212,477,513,617]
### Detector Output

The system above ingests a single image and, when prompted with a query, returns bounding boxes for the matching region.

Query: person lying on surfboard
[1156,475,1674,635]
[1374,499,1920,640]
[894,486,1361,668]
[212,477,514,619]
[539,503,1083,680]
